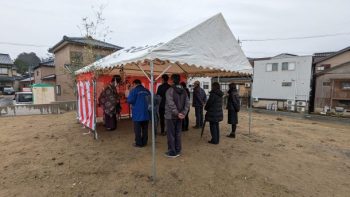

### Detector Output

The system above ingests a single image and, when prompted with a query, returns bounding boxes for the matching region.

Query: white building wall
[252,56,313,102]
[187,77,212,95]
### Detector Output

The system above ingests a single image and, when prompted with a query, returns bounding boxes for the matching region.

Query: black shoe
[164,151,179,158]
[208,140,214,144]
[133,143,143,148]
[226,133,236,138]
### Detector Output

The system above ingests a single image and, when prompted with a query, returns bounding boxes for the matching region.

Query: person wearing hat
[226,82,240,138]
[192,80,207,129]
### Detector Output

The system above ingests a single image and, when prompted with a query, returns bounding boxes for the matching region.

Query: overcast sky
[1,0,350,60]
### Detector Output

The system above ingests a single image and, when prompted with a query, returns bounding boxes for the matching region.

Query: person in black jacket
[156,74,171,136]
[192,81,207,129]
[205,82,223,144]
[226,82,240,138]
[180,82,190,131]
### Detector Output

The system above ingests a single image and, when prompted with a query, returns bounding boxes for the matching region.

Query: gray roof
[313,46,350,64]
[0,76,15,82]
[49,36,123,53]
[34,59,55,69]
[40,59,55,66]
[0,53,14,65]
[20,77,34,82]
[42,74,56,80]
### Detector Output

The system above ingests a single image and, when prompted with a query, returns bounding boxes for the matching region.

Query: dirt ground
[0,109,349,197]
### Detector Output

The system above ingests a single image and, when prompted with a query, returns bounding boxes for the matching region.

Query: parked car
[3,87,15,95]
[13,92,33,105]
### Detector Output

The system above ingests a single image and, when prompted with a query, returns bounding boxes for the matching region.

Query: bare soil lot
[0,110,349,197]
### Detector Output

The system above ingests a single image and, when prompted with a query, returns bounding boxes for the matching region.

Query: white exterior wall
[187,77,212,95]
[252,56,313,101]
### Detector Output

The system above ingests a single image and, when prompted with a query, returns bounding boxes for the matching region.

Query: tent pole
[155,63,173,81]
[150,60,156,183]
[135,63,151,81]
[248,76,253,135]
[93,78,98,140]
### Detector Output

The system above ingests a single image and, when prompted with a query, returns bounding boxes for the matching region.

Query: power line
[241,32,350,42]
[0,41,50,48]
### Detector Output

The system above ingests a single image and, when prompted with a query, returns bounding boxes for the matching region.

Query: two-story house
[0,53,19,92]
[313,46,350,113]
[252,53,313,111]
[48,36,123,101]
[33,58,55,85]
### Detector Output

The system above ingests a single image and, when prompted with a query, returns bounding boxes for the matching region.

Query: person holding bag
[226,82,240,138]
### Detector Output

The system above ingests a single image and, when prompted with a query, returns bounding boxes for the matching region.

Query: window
[56,85,61,95]
[220,83,229,91]
[0,68,8,74]
[18,94,33,103]
[70,51,83,66]
[341,82,350,90]
[203,82,209,90]
[266,63,278,71]
[282,62,295,71]
[36,71,39,76]
[282,82,292,87]
[323,81,331,86]
[316,64,331,71]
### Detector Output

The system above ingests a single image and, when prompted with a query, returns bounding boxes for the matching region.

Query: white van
[13,92,33,105]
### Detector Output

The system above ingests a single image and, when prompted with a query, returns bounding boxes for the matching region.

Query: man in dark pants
[164,74,189,158]
[180,82,190,131]
[192,81,207,129]
[156,74,171,136]
[127,79,151,147]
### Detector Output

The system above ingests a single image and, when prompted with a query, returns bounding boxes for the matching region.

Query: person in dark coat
[205,82,224,144]
[226,82,240,138]
[156,74,171,136]
[164,74,190,158]
[180,82,190,131]
[146,94,162,137]
[98,78,119,131]
[127,79,151,147]
[192,81,207,129]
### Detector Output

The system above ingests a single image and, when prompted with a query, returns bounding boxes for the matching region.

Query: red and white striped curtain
[77,80,95,130]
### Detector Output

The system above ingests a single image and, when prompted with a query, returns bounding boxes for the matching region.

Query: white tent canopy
[76,13,253,182]
[76,13,252,77]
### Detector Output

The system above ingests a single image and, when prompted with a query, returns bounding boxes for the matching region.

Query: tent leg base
[92,130,98,140]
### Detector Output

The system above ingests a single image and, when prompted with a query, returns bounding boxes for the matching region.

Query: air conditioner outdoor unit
[297,101,307,107]
[297,107,305,112]
[287,100,295,106]
[287,106,295,111]
[245,83,251,88]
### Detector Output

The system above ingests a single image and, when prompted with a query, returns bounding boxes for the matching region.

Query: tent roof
[76,13,252,77]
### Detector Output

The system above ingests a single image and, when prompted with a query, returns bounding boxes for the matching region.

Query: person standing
[127,79,151,147]
[164,74,190,158]
[156,74,171,136]
[192,81,207,129]
[180,82,190,131]
[98,78,118,131]
[204,82,223,144]
[146,94,162,137]
[226,83,240,138]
